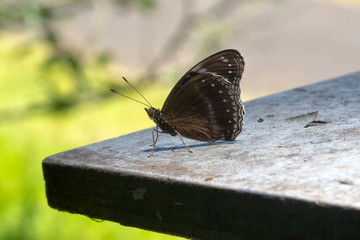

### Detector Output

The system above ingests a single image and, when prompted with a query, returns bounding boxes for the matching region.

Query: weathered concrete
[43,72,360,240]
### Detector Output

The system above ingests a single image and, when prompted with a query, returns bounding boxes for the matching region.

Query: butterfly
[112,49,245,156]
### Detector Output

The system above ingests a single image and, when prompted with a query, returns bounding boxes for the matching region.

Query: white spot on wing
[223,99,227,102]
[223,59,228,62]
[211,83,215,87]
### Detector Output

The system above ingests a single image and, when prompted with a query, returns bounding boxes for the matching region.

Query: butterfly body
[145,49,245,153]
[145,107,177,136]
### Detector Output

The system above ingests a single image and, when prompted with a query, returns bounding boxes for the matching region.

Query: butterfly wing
[161,73,245,142]
[163,49,245,109]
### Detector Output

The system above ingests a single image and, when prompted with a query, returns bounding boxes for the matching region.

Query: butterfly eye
[145,108,154,119]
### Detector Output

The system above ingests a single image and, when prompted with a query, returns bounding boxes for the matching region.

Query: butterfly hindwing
[163,49,245,110]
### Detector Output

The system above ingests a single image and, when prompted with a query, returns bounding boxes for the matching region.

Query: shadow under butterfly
[111,49,245,157]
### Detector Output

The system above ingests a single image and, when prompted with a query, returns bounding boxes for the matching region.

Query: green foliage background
[0,34,185,240]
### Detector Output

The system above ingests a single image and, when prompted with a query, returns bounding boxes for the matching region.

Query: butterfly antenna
[122,76,153,107]
[110,89,151,108]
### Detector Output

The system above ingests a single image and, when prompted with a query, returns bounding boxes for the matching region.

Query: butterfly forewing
[161,73,244,142]
[163,49,245,109]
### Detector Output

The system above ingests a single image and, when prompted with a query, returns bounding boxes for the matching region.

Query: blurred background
[1,0,360,239]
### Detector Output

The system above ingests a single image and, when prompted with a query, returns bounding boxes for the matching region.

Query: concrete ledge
[43,72,360,240]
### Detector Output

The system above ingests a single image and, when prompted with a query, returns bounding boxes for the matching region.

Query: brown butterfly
[112,49,245,156]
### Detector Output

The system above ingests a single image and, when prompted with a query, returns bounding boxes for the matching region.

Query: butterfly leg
[148,126,159,157]
[175,130,193,153]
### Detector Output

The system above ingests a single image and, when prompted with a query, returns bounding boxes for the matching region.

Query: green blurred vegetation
[0,33,185,240]
[0,0,159,113]
[0,1,241,239]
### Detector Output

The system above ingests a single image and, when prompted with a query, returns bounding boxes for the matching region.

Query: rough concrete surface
[43,72,360,239]
[45,71,360,209]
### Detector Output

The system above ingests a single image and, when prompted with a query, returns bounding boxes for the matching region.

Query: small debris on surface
[286,111,319,123]
[258,118,264,122]
[205,176,213,181]
[304,120,330,128]
[285,111,330,128]
[338,180,353,185]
